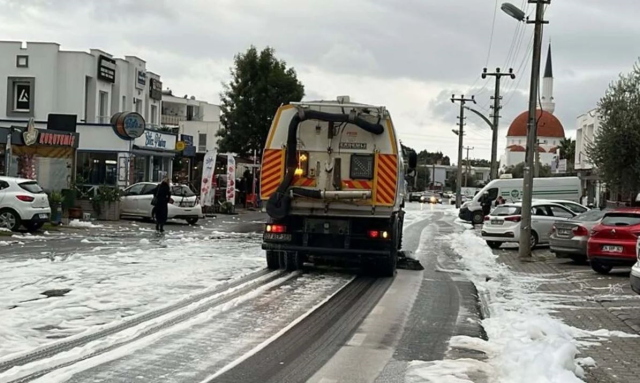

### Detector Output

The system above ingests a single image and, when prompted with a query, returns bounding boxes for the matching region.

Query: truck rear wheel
[375,217,399,277]
[266,251,279,270]
[282,251,303,271]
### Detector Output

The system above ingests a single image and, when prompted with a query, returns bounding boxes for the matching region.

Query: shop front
[132,130,177,183]
[0,123,79,191]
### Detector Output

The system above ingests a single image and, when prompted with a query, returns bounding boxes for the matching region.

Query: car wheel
[569,255,588,264]
[591,262,613,275]
[472,211,484,225]
[0,209,21,231]
[266,251,279,270]
[486,241,502,249]
[530,231,539,249]
[186,217,199,225]
[24,221,44,232]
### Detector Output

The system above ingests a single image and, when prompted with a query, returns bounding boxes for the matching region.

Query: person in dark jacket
[480,191,492,216]
[154,178,172,233]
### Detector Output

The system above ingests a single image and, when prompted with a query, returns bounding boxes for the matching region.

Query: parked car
[120,182,203,225]
[549,209,607,263]
[632,239,640,294]
[420,192,442,204]
[0,176,51,232]
[481,201,576,249]
[534,199,589,215]
[408,192,424,203]
[587,209,640,274]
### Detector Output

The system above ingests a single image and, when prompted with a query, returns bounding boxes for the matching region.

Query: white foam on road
[406,229,638,383]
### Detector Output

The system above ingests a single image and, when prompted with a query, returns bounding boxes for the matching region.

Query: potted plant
[49,191,65,225]
[65,175,86,219]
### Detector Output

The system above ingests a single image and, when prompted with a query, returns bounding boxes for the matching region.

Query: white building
[161,92,221,153]
[0,41,175,190]
[421,164,491,189]
[501,44,566,169]
[575,109,603,204]
[0,41,161,124]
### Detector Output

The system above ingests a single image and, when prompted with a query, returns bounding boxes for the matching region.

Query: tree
[503,162,552,178]
[587,61,640,199]
[558,137,576,172]
[217,46,305,157]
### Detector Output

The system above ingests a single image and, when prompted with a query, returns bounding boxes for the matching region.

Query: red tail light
[504,216,522,222]
[484,216,490,221]
[16,195,34,202]
[572,225,589,237]
[266,224,286,233]
[367,230,380,239]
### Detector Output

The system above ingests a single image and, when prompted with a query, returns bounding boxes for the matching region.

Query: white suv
[0,176,51,231]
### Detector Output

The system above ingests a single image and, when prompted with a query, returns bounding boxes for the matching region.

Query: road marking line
[347,333,367,347]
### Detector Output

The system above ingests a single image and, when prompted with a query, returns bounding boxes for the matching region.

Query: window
[559,202,587,214]
[575,209,606,222]
[601,213,640,227]
[125,184,145,196]
[16,55,28,68]
[76,152,118,185]
[533,207,548,216]
[151,105,157,124]
[171,185,195,197]
[0,180,9,190]
[7,77,35,116]
[486,188,499,201]
[18,181,44,194]
[142,184,158,195]
[99,91,108,123]
[492,206,521,216]
[548,205,574,219]
[198,133,207,152]
[135,99,142,113]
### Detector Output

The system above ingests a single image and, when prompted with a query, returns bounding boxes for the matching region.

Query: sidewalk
[497,247,640,382]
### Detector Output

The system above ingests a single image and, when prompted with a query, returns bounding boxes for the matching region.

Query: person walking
[480,191,492,217]
[154,178,172,233]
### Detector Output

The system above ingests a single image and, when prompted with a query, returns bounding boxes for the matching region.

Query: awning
[132,146,177,158]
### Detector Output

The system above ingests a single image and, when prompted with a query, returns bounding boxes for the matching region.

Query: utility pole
[482,67,515,180]
[518,0,549,260]
[451,94,476,208]
[535,139,541,177]
[464,146,474,187]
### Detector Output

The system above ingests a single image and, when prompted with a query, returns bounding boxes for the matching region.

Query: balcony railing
[161,115,185,125]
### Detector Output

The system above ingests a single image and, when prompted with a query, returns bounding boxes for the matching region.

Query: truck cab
[260,97,416,276]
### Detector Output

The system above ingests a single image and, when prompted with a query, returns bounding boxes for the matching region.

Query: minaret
[540,43,555,114]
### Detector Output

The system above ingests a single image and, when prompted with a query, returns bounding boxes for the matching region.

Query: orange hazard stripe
[261,149,285,199]
[293,177,317,187]
[374,153,398,206]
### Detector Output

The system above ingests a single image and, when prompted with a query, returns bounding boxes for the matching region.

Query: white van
[459,177,581,224]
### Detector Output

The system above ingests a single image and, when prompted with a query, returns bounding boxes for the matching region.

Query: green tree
[587,62,640,199]
[217,46,305,157]
[558,137,576,172]
[503,162,552,178]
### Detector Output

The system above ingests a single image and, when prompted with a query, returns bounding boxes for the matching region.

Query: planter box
[98,201,120,221]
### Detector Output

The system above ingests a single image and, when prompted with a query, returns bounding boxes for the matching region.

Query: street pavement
[490,242,640,383]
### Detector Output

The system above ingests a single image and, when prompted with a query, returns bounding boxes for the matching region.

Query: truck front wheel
[472,211,484,225]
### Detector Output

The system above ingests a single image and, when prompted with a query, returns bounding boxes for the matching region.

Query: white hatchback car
[0,176,51,231]
[120,182,203,225]
[482,201,576,249]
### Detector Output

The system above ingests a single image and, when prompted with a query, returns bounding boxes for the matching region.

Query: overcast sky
[1,0,638,163]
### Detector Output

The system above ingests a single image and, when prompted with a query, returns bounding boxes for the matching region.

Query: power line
[485,0,499,67]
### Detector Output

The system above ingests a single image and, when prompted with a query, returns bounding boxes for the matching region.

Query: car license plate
[602,245,623,253]
[491,219,503,225]
[558,229,571,236]
[264,233,292,242]
[39,214,48,219]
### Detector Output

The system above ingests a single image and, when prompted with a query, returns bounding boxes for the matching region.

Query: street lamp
[502,1,550,260]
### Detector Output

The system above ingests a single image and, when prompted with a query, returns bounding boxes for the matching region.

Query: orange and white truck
[260,97,417,276]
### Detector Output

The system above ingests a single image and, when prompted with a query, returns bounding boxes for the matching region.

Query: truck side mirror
[406,169,416,179]
[408,151,418,169]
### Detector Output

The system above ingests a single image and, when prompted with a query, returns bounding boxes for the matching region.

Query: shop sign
[15,83,31,112]
[135,68,146,90]
[149,78,162,100]
[112,112,146,140]
[175,141,186,151]
[181,134,194,146]
[200,150,217,207]
[38,131,77,147]
[23,118,38,146]
[97,55,116,83]
[144,131,167,149]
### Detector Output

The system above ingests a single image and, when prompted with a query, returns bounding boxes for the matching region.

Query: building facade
[575,108,603,205]
[422,164,491,190]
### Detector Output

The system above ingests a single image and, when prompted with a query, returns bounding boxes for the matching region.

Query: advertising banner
[200,150,217,207]
[226,154,236,205]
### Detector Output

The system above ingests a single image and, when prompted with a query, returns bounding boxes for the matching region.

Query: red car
[587,208,640,274]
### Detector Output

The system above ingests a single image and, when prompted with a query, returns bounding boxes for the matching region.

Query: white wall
[179,120,220,152]
[575,109,600,170]
[503,151,557,168]
[77,125,130,151]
